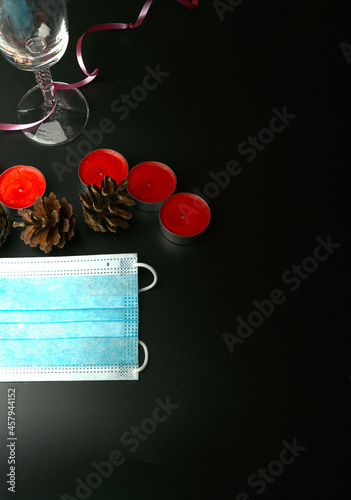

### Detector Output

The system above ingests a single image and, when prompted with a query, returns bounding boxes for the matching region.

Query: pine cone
[13,192,76,253]
[0,204,11,247]
[80,175,135,233]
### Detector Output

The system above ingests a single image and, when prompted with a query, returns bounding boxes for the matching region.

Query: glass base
[17,83,89,146]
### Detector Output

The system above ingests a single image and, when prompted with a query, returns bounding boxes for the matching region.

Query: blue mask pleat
[0,337,138,367]
[0,317,137,339]
[0,275,138,310]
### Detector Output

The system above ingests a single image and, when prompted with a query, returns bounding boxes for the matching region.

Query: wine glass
[0,0,89,146]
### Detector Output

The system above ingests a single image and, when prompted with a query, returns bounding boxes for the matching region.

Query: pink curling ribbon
[0,0,198,131]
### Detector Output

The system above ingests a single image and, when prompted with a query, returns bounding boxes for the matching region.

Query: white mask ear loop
[134,263,158,293]
[135,340,149,373]
[133,262,157,374]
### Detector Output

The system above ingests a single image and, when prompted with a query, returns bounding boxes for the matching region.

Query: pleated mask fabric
[0,253,156,381]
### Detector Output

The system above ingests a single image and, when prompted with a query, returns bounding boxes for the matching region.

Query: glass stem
[34,68,56,111]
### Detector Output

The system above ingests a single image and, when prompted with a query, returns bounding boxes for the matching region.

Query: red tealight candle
[0,166,46,215]
[159,193,211,244]
[78,149,129,188]
[127,161,177,212]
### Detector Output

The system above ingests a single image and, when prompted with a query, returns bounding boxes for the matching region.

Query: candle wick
[147,181,151,187]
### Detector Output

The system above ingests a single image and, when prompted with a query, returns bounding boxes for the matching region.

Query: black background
[0,1,350,498]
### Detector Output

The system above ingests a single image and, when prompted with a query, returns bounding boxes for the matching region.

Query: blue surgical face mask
[0,253,157,381]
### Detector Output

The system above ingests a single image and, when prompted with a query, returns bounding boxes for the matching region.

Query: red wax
[127,162,177,203]
[159,193,211,237]
[0,166,46,209]
[78,149,129,187]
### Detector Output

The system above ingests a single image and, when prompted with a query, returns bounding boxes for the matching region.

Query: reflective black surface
[0,1,349,498]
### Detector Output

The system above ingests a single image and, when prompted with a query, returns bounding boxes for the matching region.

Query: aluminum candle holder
[159,193,211,245]
[127,161,177,212]
[78,149,129,190]
[0,166,46,220]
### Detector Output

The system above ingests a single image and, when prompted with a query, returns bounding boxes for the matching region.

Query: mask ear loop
[135,340,149,373]
[134,262,158,293]
[133,263,157,374]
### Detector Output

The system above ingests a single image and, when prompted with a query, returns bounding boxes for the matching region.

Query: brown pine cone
[13,192,76,253]
[80,175,135,233]
[0,204,11,247]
